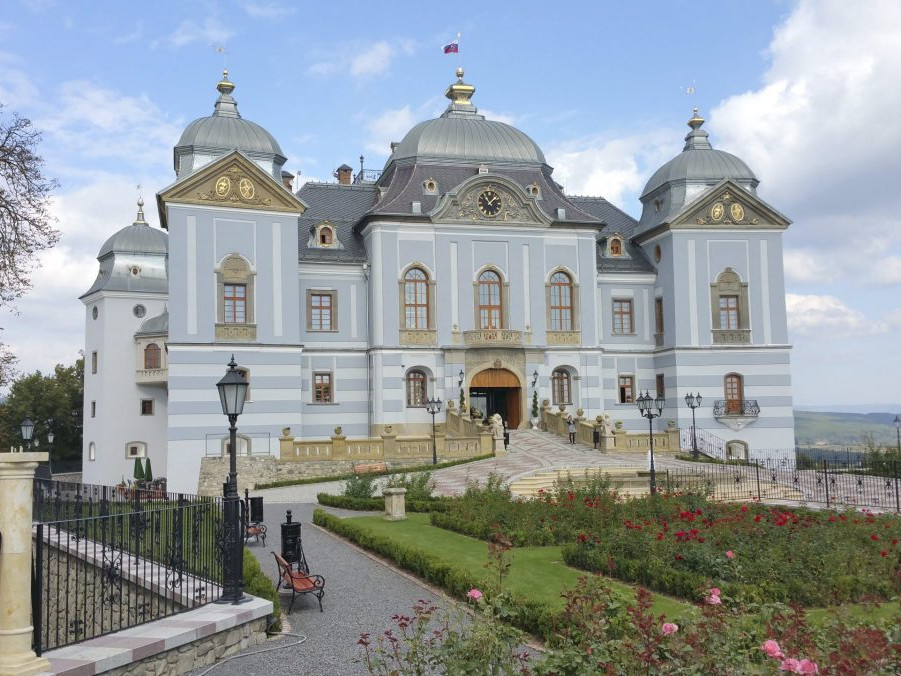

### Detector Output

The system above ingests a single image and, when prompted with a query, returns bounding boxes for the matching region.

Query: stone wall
[52,472,83,483]
[197,455,278,496]
[106,617,267,675]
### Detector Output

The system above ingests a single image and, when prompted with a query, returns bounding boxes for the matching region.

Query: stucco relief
[197,163,273,207]
[215,324,257,341]
[546,330,581,345]
[399,329,437,345]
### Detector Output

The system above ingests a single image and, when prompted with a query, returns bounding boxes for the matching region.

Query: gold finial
[217,68,235,96]
[687,107,704,129]
[456,67,464,80]
[445,68,475,106]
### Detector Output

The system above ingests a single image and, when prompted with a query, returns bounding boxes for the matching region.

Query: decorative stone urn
[333,425,344,437]
[447,400,456,411]
[558,404,566,413]
[576,408,585,419]
[615,420,623,430]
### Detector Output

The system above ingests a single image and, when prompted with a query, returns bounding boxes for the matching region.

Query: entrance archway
[469,368,522,429]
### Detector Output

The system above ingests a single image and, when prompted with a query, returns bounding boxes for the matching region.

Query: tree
[0,104,60,386]
[0,356,83,469]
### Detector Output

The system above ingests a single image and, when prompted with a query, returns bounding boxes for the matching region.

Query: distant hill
[794,410,899,447]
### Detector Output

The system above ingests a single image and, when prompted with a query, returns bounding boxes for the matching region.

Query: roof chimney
[336,164,353,185]
[281,170,294,190]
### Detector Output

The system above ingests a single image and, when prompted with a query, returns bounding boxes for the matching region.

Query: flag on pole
[443,40,459,54]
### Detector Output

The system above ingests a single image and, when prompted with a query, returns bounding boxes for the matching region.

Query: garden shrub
[317,492,454,513]
[384,471,436,501]
[342,472,377,499]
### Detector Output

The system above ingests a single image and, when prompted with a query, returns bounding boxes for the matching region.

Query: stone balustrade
[463,329,523,346]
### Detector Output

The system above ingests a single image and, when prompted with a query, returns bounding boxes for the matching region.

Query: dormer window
[422,178,438,195]
[527,182,540,198]
[319,227,333,246]
[609,237,623,256]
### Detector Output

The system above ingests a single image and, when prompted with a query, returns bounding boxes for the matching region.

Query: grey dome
[392,116,546,165]
[641,111,757,198]
[174,72,285,164]
[98,202,168,258]
[136,310,168,336]
[389,69,545,166]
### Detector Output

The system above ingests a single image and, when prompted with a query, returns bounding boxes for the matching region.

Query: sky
[1,0,900,408]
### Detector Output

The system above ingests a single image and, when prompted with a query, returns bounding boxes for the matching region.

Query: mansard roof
[296,182,376,263]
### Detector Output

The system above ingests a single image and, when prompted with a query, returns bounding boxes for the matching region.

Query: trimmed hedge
[255,453,494,490]
[312,508,553,640]
[317,493,455,513]
[242,547,281,632]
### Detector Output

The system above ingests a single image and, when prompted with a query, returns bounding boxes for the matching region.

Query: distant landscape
[794,409,900,448]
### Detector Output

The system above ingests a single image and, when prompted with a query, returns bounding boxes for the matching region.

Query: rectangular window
[140,399,154,416]
[655,297,664,335]
[719,295,740,330]
[223,283,247,323]
[310,293,334,331]
[612,299,634,335]
[91,401,96,418]
[618,375,634,404]
[313,372,333,403]
[656,374,665,399]
[91,351,98,374]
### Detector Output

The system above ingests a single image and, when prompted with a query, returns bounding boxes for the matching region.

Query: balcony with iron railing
[713,399,760,431]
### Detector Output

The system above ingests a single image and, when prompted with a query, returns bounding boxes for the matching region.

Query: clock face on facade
[477,189,502,217]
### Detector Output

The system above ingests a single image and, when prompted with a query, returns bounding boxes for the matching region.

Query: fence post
[822,459,830,507]
[754,462,762,501]
[31,523,43,657]
[894,461,900,514]
[0,452,51,675]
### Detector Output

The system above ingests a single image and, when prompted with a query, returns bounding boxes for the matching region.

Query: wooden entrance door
[470,369,522,428]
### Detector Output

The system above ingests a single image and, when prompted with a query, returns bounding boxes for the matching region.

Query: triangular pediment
[430,174,551,226]
[670,179,791,230]
[157,151,306,228]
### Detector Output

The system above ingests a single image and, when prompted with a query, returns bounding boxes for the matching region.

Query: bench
[353,462,388,475]
[245,523,267,545]
[272,551,325,612]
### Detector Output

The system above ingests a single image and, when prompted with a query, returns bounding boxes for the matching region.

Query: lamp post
[684,393,702,460]
[216,355,249,604]
[637,391,665,494]
[531,370,538,388]
[20,417,35,450]
[425,397,442,465]
[894,415,900,454]
[458,370,464,387]
[47,430,55,474]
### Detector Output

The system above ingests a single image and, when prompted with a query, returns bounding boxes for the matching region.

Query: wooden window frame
[140,399,154,416]
[310,292,334,331]
[655,297,664,335]
[549,272,573,331]
[403,268,429,330]
[144,343,161,370]
[612,299,634,335]
[223,283,247,324]
[719,295,740,330]
[477,270,503,329]
[618,375,634,404]
[313,372,333,404]
[319,227,333,246]
[406,369,427,407]
[724,373,743,414]
[551,369,572,405]
[610,238,623,256]
[656,374,665,399]
[306,289,338,332]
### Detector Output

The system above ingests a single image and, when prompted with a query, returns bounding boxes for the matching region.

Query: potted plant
[531,390,540,429]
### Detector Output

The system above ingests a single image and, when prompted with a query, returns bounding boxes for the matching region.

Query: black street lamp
[637,391,665,494]
[458,370,464,387]
[20,417,35,450]
[894,415,900,455]
[425,397,442,465]
[531,370,539,388]
[684,392,702,460]
[47,430,55,473]
[216,355,249,604]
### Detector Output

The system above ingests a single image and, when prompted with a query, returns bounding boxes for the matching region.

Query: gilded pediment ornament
[198,163,272,207]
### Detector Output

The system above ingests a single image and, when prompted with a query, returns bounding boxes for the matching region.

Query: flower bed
[432,475,901,605]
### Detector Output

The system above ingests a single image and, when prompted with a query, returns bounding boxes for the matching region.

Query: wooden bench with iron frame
[272,551,325,612]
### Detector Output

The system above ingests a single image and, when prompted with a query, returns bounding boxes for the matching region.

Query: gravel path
[187,502,446,676]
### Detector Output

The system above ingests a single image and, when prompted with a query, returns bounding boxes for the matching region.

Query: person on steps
[567,417,576,444]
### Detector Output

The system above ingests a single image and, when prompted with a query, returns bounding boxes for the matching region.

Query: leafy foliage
[384,471,436,501]
[242,547,281,632]
[343,472,378,499]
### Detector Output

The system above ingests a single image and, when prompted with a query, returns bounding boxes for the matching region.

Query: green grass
[346,513,690,618]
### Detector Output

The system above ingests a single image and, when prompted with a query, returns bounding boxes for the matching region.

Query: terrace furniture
[272,551,325,612]
[353,462,387,475]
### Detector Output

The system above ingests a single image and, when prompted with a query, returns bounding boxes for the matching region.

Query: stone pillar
[331,427,347,459]
[381,426,397,460]
[0,451,51,676]
[383,487,407,521]
[279,427,294,459]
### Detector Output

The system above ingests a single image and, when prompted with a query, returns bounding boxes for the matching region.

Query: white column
[0,452,50,675]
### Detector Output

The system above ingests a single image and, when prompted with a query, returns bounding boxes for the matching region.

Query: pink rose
[762,640,784,659]
[726,550,735,559]
[705,593,722,605]
[466,588,483,601]
[661,622,678,636]
[779,658,801,672]
[798,659,819,674]
[709,587,721,596]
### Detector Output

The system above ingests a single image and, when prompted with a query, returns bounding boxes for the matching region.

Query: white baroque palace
[81,69,794,492]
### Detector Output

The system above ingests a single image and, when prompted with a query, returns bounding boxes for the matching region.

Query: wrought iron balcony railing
[713,399,760,417]
[353,169,382,184]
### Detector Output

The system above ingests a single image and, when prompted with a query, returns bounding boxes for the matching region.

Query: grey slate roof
[98,223,169,258]
[567,196,638,236]
[296,182,377,263]
[135,310,168,336]
[392,117,546,165]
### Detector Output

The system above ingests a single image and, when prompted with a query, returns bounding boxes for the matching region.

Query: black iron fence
[663,456,901,513]
[31,485,224,655]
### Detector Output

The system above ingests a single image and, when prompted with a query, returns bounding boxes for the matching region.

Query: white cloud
[0,52,40,108]
[479,109,516,125]
[786,293,887,336]
[350,41,394,77]
[309,39,416,78]
[167,18,234,48]
[546,130,674,207]
[242,2,295,19]
[114,22,143,45]
[868,255,901,286]
[365,105,415,155]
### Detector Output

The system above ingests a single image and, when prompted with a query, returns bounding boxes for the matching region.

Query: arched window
[610,238,622,256]
[319,227,333,245]
[710,268,749,343]
[478,270,502,329]
[551,369,571,404]
[144,343,161,369]
[549,272,573,331]
[406,369,427,407]
[404,268,429,329]
[724,373,743,414]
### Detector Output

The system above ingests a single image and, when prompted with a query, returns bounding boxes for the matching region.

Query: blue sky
[1,0,900,407]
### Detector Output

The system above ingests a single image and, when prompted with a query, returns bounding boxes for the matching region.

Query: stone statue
[602,414,614,436]
[490,413,504,438]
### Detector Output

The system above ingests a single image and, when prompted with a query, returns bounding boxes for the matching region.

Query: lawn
[348,513,693,619]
